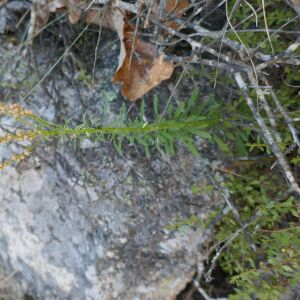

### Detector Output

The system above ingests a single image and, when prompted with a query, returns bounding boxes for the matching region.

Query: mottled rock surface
[0,28,221,300]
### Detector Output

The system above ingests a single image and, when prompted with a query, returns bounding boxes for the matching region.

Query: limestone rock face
[0,154,217,299]
[0,34,220,299]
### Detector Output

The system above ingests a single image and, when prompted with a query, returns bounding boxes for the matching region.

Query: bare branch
[235,72,300,196]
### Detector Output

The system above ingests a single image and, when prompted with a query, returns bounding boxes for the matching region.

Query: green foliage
[25,86,267,159]
[1,2,299,297]
[198,5,300,290]
[76,69,94,88]
[227,0,297,54]
[191,184,215,195]
[7,90,234,159]
[167,167,300,299]
[164,4,300,293]
[165,214,204,231]
[196,0,300,159]
[214,170,300,300]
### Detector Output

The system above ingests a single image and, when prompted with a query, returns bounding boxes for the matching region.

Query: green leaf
[119,102,127,122]
[185,140,200,157]
[291,209,300,218]
[213,134,229,152]
[194,130,212,140]
[175,102,186,118]
[167,104,174,117]
[187,88,199,111]
[282,265,293,273]
[191,185,201,194]
[197,99,207,115]
[235,133,247,156]
[153,95,159,116]
[113,137,124,155]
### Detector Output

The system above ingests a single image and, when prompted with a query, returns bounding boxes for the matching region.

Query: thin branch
[235,72,300,196]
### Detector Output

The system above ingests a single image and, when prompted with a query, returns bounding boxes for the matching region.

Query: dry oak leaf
[148,0,189,29]
[0,0,7,7]
[29,0,83,45]
[34,0,82,25]
[165,0,189,14]
[29,2,174,101]
[165,0,189,29]
[112,10,174,101]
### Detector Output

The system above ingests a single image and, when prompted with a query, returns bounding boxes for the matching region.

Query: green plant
[1,90,235,167]
[1,1,300,298]
[201,2,300,297]
[227,0,296,54]
[214,170,300,300]
[164,2,300,296]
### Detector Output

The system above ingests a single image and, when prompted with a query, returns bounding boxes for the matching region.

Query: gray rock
[0,8,7,34]
[0,34,221,299]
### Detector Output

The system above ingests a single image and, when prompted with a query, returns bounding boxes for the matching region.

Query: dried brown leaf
[0,0,7,7]
[164,0,189,29]
[29,2,175,101]
[35,0,82,25]
[112,10,174,101]
[165,0,189,15]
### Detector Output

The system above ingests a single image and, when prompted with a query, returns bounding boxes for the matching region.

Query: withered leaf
[112,10,174,101]
[165,0,189,15]
[0,0,7,7]
[165,0,189,29]
[35,0,82,25]
[29,2,175,101]
[148,0,189,29]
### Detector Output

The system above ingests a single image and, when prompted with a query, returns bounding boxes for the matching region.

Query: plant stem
[36,119,218,137]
